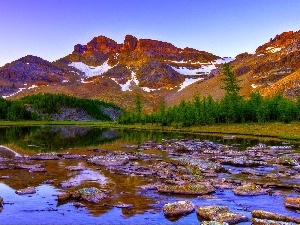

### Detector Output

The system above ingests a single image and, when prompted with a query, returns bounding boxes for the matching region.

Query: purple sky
[1,0,300,66]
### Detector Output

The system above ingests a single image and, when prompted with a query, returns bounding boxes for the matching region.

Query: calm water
[0,126,299,225]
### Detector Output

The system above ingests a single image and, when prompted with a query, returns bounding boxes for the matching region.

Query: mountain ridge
[1,31,299,112]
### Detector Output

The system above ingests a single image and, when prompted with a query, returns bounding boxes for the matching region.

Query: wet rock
[220,157,267,167]
[15,163,44,170]
[233,183,269,196]
[58,187,107,203]
[284,197,300,210]
[0,197,3,207]
[252,210,300,223]
[163,200,195,217]
[15,186,36,195]
[278,156,299,166]
[114,203,134,208]
[122,144,139,148]
[196,205,248,224]
[77,187,107,203]
[158,183,215,195]
[57,192,72,201]
[62,154,86,160]
[201,222,229,225]
[29,167,47,173]
[61,181,73,189]
[65,166,86,171]
[73,202,85,208]
[251,218,296,225]
[30,153,59,160]
[0,165,7,170]
[137,183,159,190]
[43,180,55,184]
[87,155,129,167]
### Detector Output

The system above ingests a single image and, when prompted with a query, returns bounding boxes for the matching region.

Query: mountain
[1,31,299,112]
[0,35,227,111]
[166,30,300,106]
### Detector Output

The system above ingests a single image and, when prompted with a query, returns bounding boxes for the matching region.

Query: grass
[0,120,299,142]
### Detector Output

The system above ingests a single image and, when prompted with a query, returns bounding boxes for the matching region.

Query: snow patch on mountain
[266,47,281,53]
[171,57,234,76]
[111,71,140,92]
[178,78,203,91]
[69,61,112,77]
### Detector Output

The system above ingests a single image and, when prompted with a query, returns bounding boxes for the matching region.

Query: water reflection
[0,125,299,224]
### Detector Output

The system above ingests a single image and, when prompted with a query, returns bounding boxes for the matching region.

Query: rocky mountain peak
[122,35,138,52]
[86,35,119,54]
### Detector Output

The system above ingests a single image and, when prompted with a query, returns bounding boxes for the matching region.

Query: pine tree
[221,63,241,97]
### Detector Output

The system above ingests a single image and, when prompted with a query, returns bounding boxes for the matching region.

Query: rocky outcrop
[137,60,185,88]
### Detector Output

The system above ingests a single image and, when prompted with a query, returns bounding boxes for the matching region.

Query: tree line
[0,93,119,121]
[119,64,300,125]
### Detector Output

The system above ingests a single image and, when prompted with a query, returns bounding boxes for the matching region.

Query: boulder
[163,200,195,217]
[196,205,248,224]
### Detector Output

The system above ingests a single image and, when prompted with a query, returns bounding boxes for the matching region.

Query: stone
[284,197,300,209]
[157,184,215,195]
[15,186,36,195]
[251,218,296,225]
[65,166,86,171]
[77,187,107,203]
[163,200,195,217]
[87,155,129,167]
[233,183,269,196]
[196,205,248,224]
[30,153,59,160]
[252,210,300,224]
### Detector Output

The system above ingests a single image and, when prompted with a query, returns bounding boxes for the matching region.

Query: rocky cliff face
[230,30,300,99]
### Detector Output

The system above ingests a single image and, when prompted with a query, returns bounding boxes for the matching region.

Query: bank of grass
[0,120,299,142]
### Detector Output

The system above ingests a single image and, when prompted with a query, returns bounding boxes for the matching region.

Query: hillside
[167,30,300,105]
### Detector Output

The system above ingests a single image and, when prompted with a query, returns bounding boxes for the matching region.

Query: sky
[0,0,300,66]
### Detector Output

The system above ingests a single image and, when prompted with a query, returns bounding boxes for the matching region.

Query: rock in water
[196,205,248,224]
[284,197,300,209]
[15,187,36,195]
[163,200,195,217]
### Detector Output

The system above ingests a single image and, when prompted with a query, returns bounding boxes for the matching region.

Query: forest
[119,64,300,126]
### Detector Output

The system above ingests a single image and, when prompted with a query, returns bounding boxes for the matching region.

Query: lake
[0,126,299,224]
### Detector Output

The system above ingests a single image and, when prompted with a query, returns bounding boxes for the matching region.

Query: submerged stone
[58,187,107,204]
[163,200,195,217]
[87,155,129,167]
[30,153,59,160]
[15,186,36,195]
